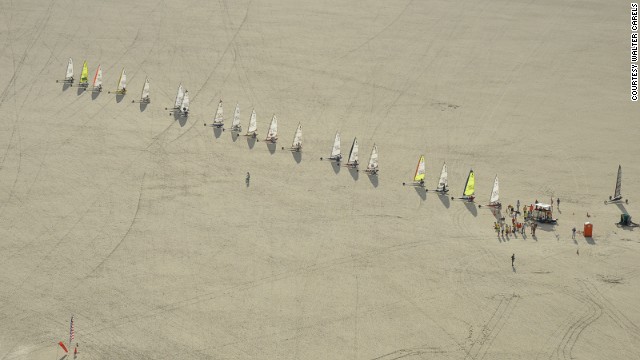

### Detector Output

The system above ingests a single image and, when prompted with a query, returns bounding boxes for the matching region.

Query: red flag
[58,341,68,353]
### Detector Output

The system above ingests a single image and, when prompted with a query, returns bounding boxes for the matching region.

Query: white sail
[65,58,74,81]
[246,109,257,135]
[181,91,190,114]
[291,123,302,150]
[347,138,359,165]
[366,144,378,172]
[489,175,500,204]
[266,115,278,141]
[613,165,622,200]
[92,65,102,89]
[437,162,448,191]
[117,68,126,93]
[141,77,150,101]
[213,100,224,125]
[174,84,185,109]
[330,131,341,159]
[231,103,241,131]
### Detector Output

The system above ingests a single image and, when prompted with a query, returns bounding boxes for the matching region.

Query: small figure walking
[557,198,560,208]
[246,172,251,186]
[511,253,515,267]
[572,227,576,239]
[74,343,79,359]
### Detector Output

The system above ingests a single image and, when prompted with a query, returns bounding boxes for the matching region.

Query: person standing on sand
[572,227,576,239]
[557,198,560,208]
[511,254,515,266]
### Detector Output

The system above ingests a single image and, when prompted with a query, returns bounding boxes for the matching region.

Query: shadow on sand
[616,202,629,214]
[76,86,86,96]
[231,131,239,142]
[246,136,257,149]
[414,186,426,201]
[291,151,301,164]
[331,161,340,174]
[465,201,478,217]
[139,102,148,112]
[368,173,378,187]
[266,141,276,154]
[438,193,450,208]
[173,111,187,127]
[349,167,359,181]
[213,127,223,138]
[115,93,125,103]
[91,90,100,100]
[61,82,71,91]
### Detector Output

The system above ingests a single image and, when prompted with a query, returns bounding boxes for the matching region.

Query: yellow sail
[80,61,89,84]
[413,155,425,182]
[463,170,475,196]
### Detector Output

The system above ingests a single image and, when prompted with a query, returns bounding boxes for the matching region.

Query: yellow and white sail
[116,68,126,94]
[414,155,425,182]
[79,60,89,86]
[463,169,475,197]
[291,123,302,151]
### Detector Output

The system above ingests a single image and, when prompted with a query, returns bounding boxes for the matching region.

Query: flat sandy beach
[1,0,639,358]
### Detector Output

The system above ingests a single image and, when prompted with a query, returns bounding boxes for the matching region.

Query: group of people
[494,201,545,237]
